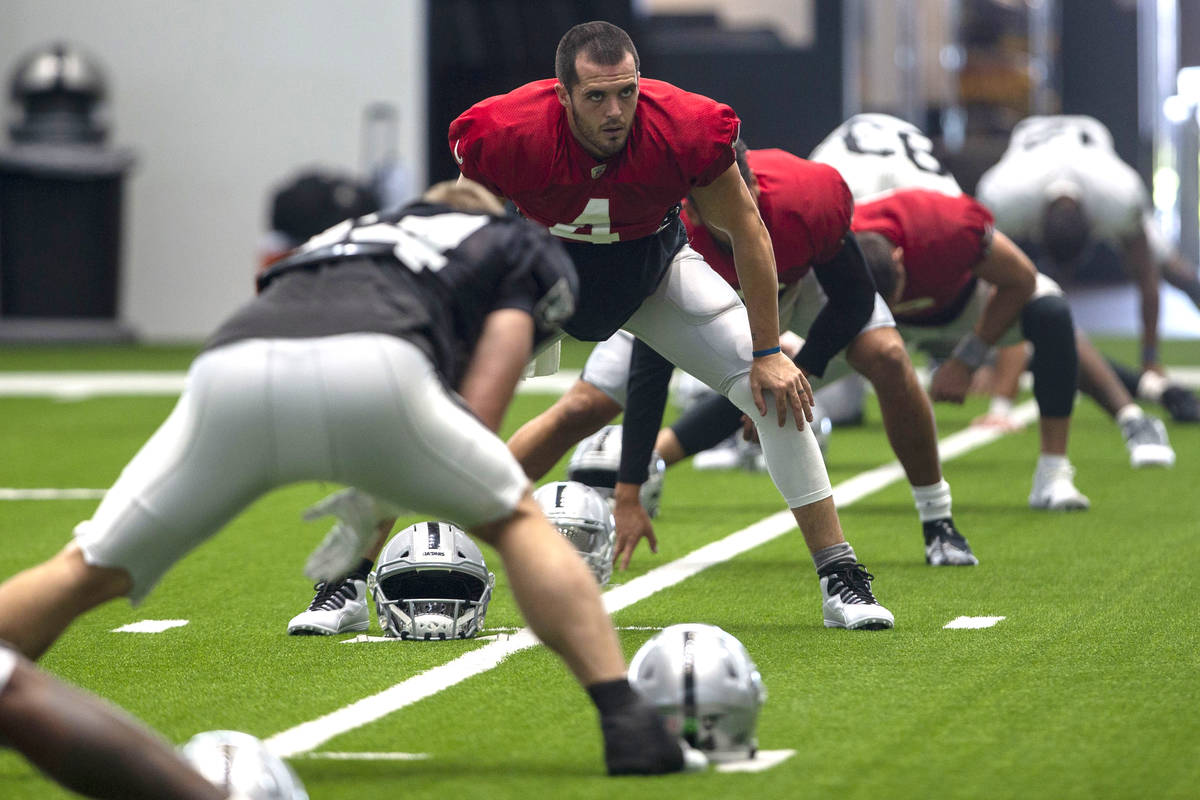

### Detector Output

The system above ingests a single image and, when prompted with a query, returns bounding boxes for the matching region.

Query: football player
[852,187,1092,509]
[977,115,1200,375]
[510,140,977,570]
[451,22,892,630]
[0,179,697,776]
[0,642,226,799]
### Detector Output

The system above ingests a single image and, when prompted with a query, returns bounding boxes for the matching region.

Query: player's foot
[692,434,743,471]
[1161,385,1199,423]
[1029,461,1090,511]
[819,562,894,630]
[922,518,978,566]
[601,699,707,775]
[286,577,369,636]
[1120,414,1175,468]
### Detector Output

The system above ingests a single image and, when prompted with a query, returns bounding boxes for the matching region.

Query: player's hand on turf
[930,358,973,404]
[612,482,655,571]
[750,351,813,429]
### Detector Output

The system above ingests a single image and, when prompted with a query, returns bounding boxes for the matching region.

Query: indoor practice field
[0,336,1196,800]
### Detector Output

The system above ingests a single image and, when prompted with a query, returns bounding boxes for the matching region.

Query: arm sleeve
[617,339,675,485]
[794,233,877,377]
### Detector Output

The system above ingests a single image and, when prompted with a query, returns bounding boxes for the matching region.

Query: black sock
[348,557,374,582]
[587,678,641,715]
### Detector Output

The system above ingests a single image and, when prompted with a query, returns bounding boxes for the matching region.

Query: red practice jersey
[852,189,994,323]
[684,149,852,288]
[449,78,739,243]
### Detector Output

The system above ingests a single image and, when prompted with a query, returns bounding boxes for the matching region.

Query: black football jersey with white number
[205,202,577,388]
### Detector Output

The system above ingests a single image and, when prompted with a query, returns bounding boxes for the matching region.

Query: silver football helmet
[566,424,666,517]
[369,521,495,640]
[181,730,309,800]
[628,623,766,762]
[532,480,616,586]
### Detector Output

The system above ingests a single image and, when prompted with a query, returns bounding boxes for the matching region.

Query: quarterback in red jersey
[454,22,894,640]
[853,188,1092,510]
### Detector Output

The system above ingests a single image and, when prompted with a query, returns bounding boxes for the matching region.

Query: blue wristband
[752,345,782,358]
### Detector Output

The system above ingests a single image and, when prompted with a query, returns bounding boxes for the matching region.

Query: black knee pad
[1019,294,1078,418]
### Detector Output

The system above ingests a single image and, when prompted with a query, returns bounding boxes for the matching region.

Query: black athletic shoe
[1161,385,1200,423]
[602,700,699,775]
[922,518,979,566]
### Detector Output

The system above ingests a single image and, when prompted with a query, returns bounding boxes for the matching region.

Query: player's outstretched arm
[690,164,812,428]
[933,232,1036,403]
[1121,227,1162,373]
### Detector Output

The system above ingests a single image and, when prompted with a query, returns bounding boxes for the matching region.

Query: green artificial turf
[0,337,1197,799]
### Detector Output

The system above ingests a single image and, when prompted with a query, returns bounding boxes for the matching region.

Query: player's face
[557,52,639,159]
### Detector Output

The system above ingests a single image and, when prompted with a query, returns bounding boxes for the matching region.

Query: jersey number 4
[549,198,620,243]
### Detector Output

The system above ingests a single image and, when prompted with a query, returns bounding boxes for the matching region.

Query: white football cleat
[287,577,369,636]
[1120,415,1175,468]
[819,563,894,630]
[1029,461,1090,511]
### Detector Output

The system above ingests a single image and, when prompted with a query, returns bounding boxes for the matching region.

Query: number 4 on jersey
[550,198,620,243]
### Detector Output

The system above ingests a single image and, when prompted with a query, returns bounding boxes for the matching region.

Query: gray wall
[2,0,426,341]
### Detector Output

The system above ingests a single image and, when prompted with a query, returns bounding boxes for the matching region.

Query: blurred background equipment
[259,169,381,269]
[0,41,136,341]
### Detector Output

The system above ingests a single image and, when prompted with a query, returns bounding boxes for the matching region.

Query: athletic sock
[1115,404,1145,427]
[911,479,952,522]
[812,542,856,575]
[587,678,641,715]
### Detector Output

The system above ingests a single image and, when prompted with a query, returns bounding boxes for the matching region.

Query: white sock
[911,479,952,522]
[1115,404,1144,427]
[1037,453,1069,474]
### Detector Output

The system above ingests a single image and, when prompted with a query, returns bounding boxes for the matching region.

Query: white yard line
[265,400,1039,758]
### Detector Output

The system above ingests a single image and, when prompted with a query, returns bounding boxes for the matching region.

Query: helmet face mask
[532,481,616,585]
[566,425,666,518]
[629,623,766,762]
[370,521,495,640]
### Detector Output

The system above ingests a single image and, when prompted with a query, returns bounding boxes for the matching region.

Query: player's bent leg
[846,328,977,566]
[1073,332,1176,468]
[0,545,132,661]
[472,494,694,775]
[507,380,625,481]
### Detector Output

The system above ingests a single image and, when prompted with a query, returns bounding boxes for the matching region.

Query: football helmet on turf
[566,425,666,517]
[369,521,495,640]
[628,623,766,762]
[180,730,309,800]
[532,480,616,586]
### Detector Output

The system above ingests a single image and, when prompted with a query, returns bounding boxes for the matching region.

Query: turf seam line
[263,399,1038,758]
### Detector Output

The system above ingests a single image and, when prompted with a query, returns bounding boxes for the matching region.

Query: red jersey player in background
[851,188,1092,510]
[451,21,895,636]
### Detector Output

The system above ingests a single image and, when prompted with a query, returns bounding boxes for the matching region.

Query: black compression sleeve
[794,234,877,377]
[617,339,674,485]
[669,391,744,456]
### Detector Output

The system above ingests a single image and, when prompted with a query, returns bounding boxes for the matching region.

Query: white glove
[302,488,403,582]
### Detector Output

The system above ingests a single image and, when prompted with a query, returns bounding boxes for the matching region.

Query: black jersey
[206,202,577,388]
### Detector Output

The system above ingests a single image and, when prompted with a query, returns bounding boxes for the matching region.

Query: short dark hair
[1041,196,1091,266]
[555,21,639,90]
[856,231,899,300]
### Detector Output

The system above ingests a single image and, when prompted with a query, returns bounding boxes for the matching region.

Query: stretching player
[512,141,976,569]
[454,22,891,629]
[851,187,1090,510]
[0,180,696,776]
